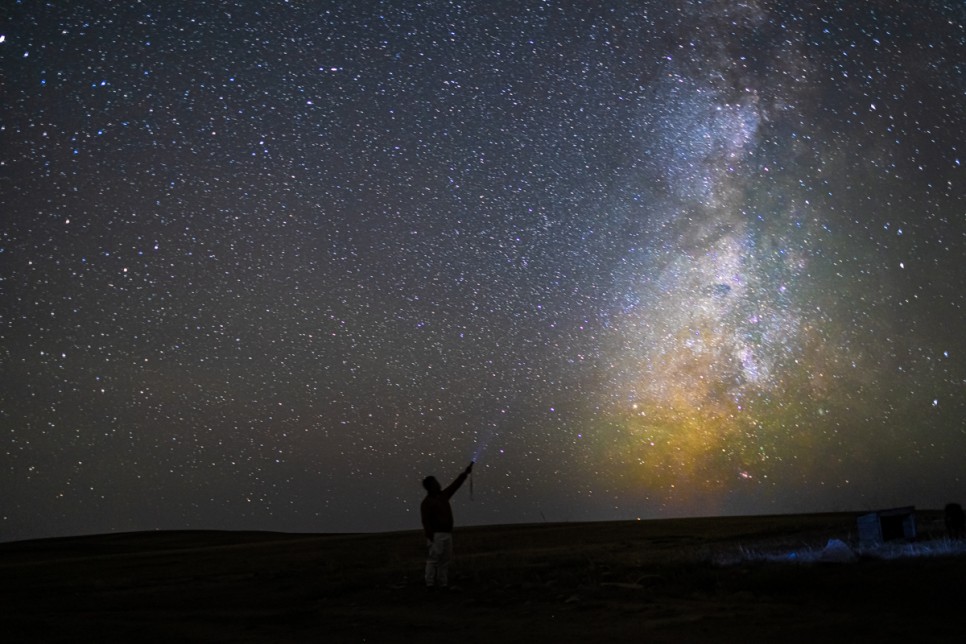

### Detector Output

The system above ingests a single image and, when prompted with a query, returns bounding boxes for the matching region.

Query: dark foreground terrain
[2,512,964,642]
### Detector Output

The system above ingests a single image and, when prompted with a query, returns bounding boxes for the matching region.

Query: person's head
[422,476,441,494]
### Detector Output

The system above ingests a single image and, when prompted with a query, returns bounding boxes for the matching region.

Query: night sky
[3,1,964,542]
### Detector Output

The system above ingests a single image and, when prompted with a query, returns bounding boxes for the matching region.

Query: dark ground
[2,512,964,642]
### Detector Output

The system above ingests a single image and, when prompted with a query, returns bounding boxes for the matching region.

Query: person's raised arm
[443,461,474,498]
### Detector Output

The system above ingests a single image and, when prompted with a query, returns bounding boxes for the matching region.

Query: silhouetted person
[421,462,473,589]
[945,503,965,539]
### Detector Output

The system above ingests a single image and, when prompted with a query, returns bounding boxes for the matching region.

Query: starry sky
[3,1,964,542]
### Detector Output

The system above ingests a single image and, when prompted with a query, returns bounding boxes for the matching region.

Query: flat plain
[2,511,964,642]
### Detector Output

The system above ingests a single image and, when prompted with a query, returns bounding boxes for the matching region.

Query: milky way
[3,1,964,541]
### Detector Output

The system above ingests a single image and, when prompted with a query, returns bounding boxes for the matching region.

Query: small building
[857,506,917,545]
